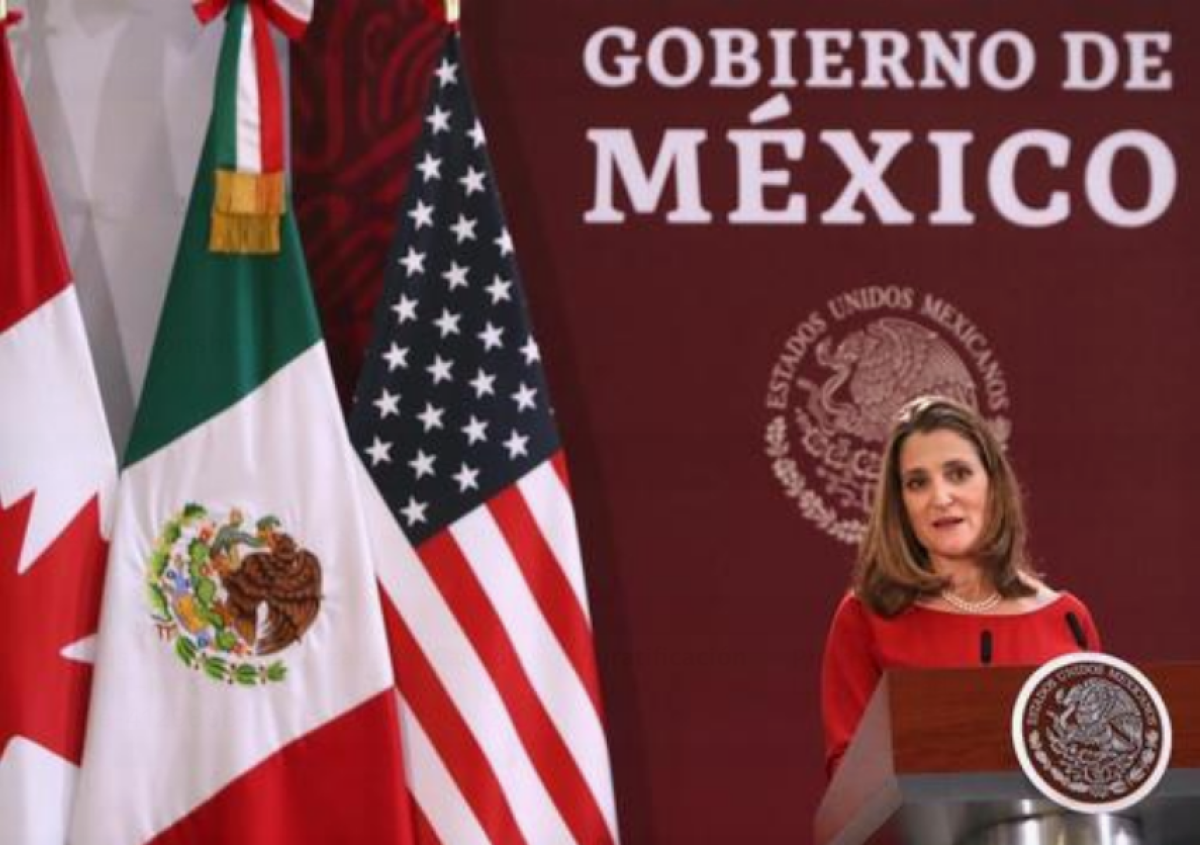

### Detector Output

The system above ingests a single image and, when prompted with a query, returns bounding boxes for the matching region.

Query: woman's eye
[904,477,926,491]
[948,466,971,482]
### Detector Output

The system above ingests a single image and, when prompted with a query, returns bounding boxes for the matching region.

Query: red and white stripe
[193,0,291,178]
[192,0,312,40]
[233,2,284,176]
[1,32,117,842]
[368,454,619,845]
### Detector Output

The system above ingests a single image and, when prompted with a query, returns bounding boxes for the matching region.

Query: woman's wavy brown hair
[854,395,1035,617]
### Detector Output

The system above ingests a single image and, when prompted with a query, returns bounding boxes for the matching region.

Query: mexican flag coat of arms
[69,2,414,843]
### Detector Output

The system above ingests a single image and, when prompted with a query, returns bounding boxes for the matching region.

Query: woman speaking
[821,395,1101,775]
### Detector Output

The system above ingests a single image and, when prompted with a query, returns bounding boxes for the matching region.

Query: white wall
[10,0,251,453]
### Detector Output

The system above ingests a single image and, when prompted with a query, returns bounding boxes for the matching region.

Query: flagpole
[444,0,458,24]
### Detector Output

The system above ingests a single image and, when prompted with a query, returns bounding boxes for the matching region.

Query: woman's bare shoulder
[1019,574,1061,609]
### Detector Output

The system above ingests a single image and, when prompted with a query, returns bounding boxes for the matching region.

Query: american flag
[348,32,620,845]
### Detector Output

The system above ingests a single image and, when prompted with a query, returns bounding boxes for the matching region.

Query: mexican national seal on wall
[764,285,1011,544]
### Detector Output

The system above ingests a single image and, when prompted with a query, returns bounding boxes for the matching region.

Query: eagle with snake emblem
[220,525,323,656]
[147,506,324,684]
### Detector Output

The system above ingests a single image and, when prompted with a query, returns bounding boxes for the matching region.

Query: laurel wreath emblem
[762,299,1013,547]
[146,504,297,686]
[764,415,864,544]
[1026,680,1160,800]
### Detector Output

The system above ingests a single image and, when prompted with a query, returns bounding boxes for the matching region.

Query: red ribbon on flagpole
[193,0,311,41]
[192,0,313,178]
[194,0,313,254]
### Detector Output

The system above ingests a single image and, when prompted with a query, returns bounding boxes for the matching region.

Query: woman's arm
[1078,597,1103,652]
[820,594,881,777]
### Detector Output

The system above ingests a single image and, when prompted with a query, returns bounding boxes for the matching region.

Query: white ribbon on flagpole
[192,0,314,40]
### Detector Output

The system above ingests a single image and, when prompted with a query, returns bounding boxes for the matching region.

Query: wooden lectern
[815,664,1200,845]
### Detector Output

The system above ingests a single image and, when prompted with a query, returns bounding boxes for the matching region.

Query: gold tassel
[210,212,281,255]
[214,169,285,215]
[210,169,285,254]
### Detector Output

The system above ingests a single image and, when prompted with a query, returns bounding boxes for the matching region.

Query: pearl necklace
[939,589,1001,614]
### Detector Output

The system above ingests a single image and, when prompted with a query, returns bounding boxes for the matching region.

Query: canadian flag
[0,11,117,845]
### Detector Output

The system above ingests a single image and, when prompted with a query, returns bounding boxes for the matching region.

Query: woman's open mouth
[932,516,964,529]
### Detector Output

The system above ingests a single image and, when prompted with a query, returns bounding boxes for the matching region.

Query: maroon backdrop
[295,3,1200,843]
[292,0,447,407]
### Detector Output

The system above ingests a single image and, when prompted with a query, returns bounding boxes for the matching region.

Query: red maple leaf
[0,493,108,763]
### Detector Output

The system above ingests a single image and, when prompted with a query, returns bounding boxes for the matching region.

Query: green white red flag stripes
[68,6,414,844]
[0,13,117,845]
[193,0,311,39]
[197,0,305,254]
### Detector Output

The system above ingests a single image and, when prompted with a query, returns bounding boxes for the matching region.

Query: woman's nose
[931,482,954,506]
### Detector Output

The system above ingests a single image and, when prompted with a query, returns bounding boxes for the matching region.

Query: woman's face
[898,428,991,568]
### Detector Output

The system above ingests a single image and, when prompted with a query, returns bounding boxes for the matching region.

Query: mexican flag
[69,4,413,843]
[1,10,116,844]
